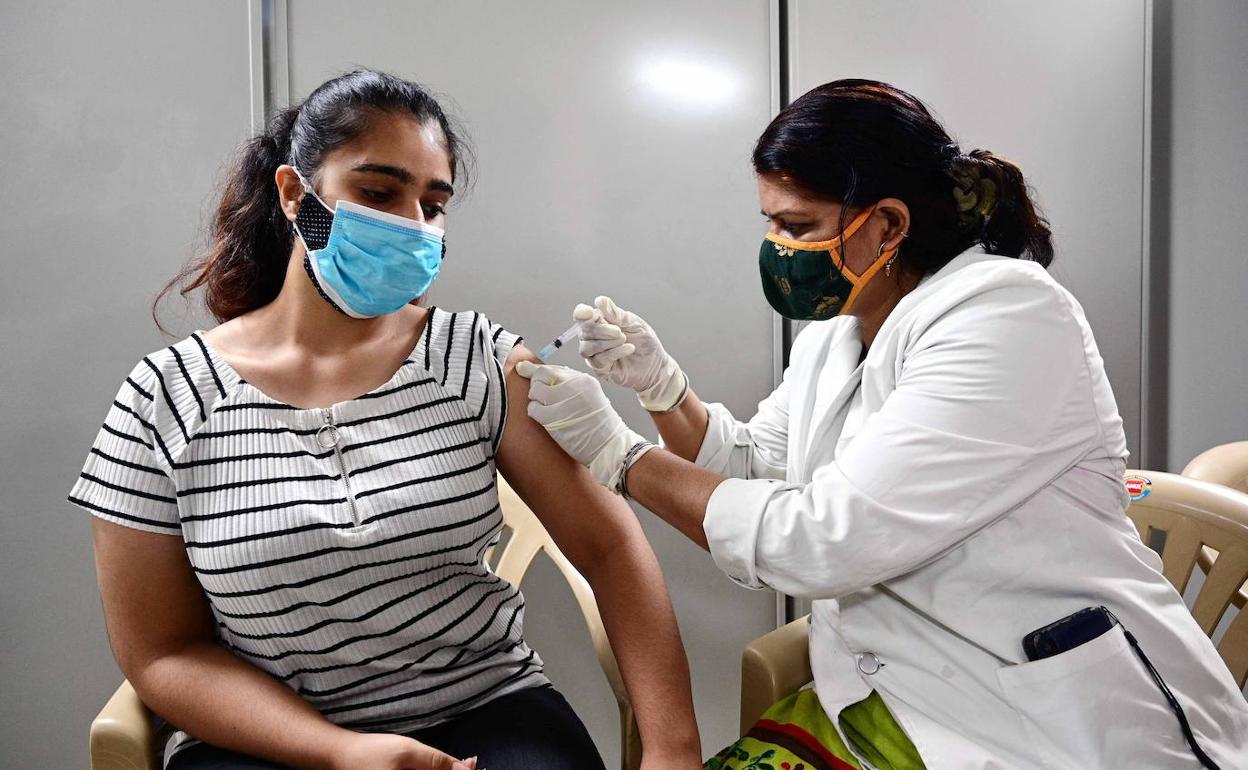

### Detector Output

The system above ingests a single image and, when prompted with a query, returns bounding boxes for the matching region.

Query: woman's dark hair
[753,79,1053,273]
[155,69,469,327]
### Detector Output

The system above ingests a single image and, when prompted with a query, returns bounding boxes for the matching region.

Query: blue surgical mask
[292,169,444,318]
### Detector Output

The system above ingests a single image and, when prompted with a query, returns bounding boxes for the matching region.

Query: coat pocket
[996,625,1202,769]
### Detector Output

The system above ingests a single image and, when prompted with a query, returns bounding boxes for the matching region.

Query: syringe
[536,323,581,361]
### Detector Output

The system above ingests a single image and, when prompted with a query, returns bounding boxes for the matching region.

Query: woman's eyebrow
[351,163,454,196]
[351,162,415,184]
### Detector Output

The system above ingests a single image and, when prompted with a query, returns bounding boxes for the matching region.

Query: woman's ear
[875,197,911,251]
[275,165,305,222]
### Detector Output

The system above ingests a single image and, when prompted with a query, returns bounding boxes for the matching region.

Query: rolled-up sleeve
[703,280,1100,598]
[704,477,787,589]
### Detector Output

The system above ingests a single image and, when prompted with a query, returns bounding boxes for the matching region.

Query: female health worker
[518,80,1248,768]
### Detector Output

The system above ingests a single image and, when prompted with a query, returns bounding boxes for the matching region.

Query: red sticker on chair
[1125,475,1152,501]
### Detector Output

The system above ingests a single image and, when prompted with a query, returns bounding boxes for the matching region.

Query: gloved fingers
[596,296,642,333]
[577,312,622,366]
[572,303,599,323]
[515,359,551,383]
[596,295,647,334]
[524,381,606,419]
[525,376,573,406]
[584,357,618,387]
[593,295,619,324]
[557,404,617,432]
[579,334,629,358]
[527,399,571,426]
[578,319,624,343]
[528,400,610,428]
[522,363,605,404]
[586,342,636,367]
[515,360,568,391]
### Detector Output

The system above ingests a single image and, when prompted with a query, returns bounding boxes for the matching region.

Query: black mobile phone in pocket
[1020,605,1222,768]
[1022,605,1116,661]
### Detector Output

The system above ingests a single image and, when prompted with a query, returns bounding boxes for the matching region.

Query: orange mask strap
[765,207,895,315]
[765,207,874,254]
[839,244,896,314]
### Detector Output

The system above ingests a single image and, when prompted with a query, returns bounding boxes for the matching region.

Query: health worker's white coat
[698,250,1248,768]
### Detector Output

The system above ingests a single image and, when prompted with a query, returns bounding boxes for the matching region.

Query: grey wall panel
[1159,0,1248,471]
[789,0,1149,463]
[0,2,253,768]
[285,0,777,761]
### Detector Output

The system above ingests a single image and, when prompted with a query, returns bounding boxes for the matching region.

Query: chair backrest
[1123,470,1248,686]
[1182,441,1248,494]
[1182,443,1248,613]
[487,477,640,769]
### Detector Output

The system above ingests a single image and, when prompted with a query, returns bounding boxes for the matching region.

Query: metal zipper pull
[316,408,340,448]
[317,407,362,527]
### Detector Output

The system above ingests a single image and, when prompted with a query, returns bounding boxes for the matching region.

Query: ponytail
[153,108,298,330]
[949,149,1053,267]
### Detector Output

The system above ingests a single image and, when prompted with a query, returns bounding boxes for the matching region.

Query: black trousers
[166,685,606,770]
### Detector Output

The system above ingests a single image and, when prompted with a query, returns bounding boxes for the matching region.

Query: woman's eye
[423,204,447,218]
[360,188,392,204]
[766,217,805,236]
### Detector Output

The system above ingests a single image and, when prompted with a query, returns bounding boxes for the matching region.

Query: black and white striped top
[69,308,548,759]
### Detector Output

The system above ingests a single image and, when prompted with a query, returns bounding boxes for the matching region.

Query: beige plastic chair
[738,470,1248,732]
[1183,441,1248,609]
[90,476,640,770]
[1122,470,1248,686]
[1183,441,1248,494]
[739,614,811,735]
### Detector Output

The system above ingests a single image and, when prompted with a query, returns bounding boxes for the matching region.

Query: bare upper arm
[495,345,645,574]
[92,517,216,675]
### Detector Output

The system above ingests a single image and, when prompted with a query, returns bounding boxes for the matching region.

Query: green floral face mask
[759,207,895,320]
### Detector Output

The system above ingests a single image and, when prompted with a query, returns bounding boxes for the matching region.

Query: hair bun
[948,152,999,231]
[938,142,963,167]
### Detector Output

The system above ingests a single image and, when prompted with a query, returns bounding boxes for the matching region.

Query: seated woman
[69,69,702,770]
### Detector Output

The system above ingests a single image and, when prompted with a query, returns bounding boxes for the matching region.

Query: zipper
[318,407,362,527]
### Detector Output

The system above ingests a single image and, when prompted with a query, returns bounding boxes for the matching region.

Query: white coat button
[857,652,882,675]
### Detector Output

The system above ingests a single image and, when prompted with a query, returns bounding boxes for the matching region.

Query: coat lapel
[791,321,863,481]
[793,251,1004,480]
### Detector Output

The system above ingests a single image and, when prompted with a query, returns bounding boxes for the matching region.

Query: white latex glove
[516,360,654,491]
[575,296,688,412]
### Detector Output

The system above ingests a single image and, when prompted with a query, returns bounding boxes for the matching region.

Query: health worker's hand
[516,360,651,490]
[575,296,688,412]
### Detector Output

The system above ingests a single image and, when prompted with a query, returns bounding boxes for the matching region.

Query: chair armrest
[740,615,812,735]
[91,680,158,770]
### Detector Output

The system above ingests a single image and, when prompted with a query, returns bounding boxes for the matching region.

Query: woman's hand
[329,732,476,770]
[576,296,688,412]
[515,360,650,490]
